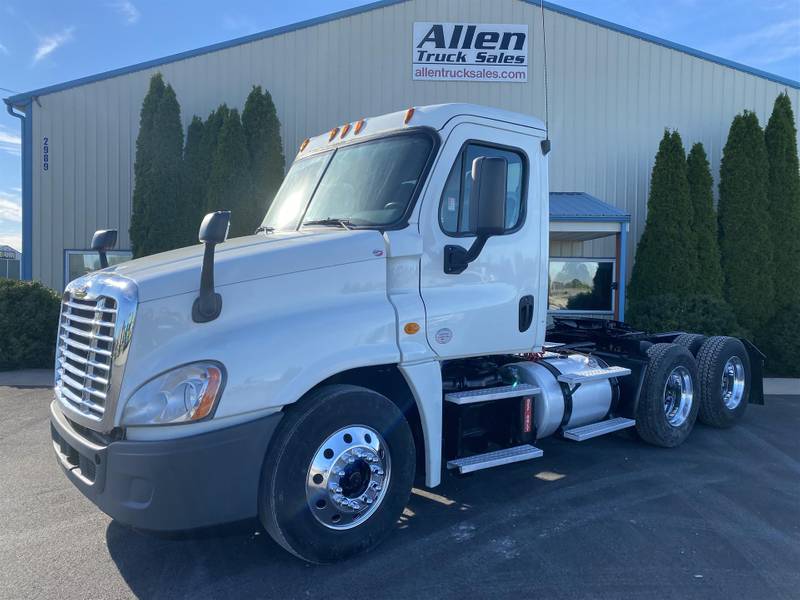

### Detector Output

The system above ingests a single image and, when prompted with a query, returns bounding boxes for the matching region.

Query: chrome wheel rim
[663,366,693,427]
[721,356,746,410]
[306,425,391,530]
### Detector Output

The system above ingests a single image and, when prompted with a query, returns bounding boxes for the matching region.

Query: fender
[399,360,443,487]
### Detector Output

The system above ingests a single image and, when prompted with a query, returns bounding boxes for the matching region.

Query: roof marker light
[340,123,351,138]
[328,127,339,141]
[354,119,366,134]
[299,138,310,152]
[404,107,415,124]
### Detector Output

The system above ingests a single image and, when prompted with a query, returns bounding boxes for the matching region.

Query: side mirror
[192,211,231,323]
[91,229,118,269]
[470,156,507,237]
[444,156,507,275]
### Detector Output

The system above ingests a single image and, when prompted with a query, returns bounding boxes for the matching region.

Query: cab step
[447,444,543,474]
[562,417,636,441]
[557,366,631,385]
[444,383,540,405]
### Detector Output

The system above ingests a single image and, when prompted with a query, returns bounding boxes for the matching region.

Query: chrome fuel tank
[501,354,613,439]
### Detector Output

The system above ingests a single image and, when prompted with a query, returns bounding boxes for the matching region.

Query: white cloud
[0,232,21,253]
[0,42,8,55]
[0,192,21,224]
[111,1,140,25]
[222,15,258,34]
[33,27,75,64]
[0,126,21,157]
[0,189,22,252]
[707,19,800,66]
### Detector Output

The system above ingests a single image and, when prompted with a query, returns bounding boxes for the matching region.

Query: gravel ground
[2,387,798,600]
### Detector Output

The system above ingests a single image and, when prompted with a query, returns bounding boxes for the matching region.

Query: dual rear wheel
[635,336,751,447]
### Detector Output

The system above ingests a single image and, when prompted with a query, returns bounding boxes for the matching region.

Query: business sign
[412,22,528,82]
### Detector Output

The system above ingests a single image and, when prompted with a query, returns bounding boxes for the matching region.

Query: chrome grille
[55,294,118,420]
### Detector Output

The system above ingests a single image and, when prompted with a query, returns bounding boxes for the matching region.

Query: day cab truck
[50,103,764,563]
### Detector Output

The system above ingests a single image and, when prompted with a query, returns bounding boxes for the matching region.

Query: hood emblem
[372,249,384,257]
[73,285,89,299]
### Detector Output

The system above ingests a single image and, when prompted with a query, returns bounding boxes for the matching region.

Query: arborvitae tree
[687,143,723,298]
[765,93,800,310]
[130,74,165,257]
[181,116,206,245]
[199,105,228,214]
[242,86,285,219]
[628,130,698,310]
[718,111,773,334]
[206,108,254,237]
[130,74,184,257]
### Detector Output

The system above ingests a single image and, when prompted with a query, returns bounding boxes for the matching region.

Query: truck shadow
[104,479,473,598]
[102,430,629,598]
[103,420,774,599]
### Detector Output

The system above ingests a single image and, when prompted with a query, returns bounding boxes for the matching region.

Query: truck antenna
[540,0,551,155]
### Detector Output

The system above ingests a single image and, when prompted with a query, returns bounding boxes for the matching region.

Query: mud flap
[742,339,765,405]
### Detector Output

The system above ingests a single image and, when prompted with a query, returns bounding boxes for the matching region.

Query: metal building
[4,0,799,299]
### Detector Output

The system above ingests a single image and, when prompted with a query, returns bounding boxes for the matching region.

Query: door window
[439,143,525,235]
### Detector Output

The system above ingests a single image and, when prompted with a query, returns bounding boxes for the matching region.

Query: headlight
[121,362,224,426]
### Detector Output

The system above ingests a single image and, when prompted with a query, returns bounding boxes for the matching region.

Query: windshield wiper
[255,225,275,235]
[302,218,353,230]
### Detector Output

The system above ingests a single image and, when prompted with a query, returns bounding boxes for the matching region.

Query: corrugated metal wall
[29,0,800,289]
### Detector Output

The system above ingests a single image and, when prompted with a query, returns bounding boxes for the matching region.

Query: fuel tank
[501,353,615,439]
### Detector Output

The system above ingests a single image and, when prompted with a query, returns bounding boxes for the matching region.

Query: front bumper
[50,401,282,531]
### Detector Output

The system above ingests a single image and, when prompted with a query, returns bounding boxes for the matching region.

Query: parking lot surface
[2,387,798,600]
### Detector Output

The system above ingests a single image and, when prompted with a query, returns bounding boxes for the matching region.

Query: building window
[548,259,615,312]
[64,250,133,286]
[439,143,525,235]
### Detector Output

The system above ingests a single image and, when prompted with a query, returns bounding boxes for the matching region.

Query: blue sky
[1,0,798,252]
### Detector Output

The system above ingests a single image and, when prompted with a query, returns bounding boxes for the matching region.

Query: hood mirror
[91,229,118,269]
[192,211,230,323]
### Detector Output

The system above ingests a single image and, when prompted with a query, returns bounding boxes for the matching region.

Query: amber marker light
[191,365,223,421]
[328,127,339,141]
[404,322,421,335]
[340,123,351,138]
[354,119,366,134]
[404,107,415,124]
[299,138,310,152]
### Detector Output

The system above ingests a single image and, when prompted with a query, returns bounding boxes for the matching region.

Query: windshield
[262,132,434,231]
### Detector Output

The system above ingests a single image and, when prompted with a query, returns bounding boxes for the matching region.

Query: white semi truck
[50,104,763,563]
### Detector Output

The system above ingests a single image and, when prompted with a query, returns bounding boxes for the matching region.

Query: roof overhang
[4,0,797,107]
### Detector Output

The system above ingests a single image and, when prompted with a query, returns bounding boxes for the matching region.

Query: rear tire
[673,333,707,356]
[635,343,699,447]
[696,336,750,428]
[259,384,415,563]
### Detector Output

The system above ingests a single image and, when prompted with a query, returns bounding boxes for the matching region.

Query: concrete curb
[764,378,800,397]
[0,370,797,396]
[0,369,53,388]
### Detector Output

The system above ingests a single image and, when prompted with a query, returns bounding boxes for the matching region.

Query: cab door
[418,123,547,359]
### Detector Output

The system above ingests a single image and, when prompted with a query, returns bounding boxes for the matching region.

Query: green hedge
[759,304,800,377]
[0,280,61,371]
[628,294,746,339]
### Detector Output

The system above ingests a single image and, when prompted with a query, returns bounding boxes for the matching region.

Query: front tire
[635,343,700,447]
[259,384,415,563]
[696,336,750,428]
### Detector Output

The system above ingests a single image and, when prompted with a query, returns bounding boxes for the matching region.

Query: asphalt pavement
[2,387,798,600]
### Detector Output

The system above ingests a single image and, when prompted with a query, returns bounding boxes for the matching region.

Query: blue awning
[549,192,630,223]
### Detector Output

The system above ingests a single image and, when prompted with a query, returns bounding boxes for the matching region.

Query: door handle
[519,295,534,332]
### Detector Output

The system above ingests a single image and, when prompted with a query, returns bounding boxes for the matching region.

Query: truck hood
[109,229,387,302]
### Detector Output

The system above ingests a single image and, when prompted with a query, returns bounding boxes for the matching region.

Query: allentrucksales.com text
[413,66,527,81]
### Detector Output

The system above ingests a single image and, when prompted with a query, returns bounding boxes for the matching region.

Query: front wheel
[259,384,415,563]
